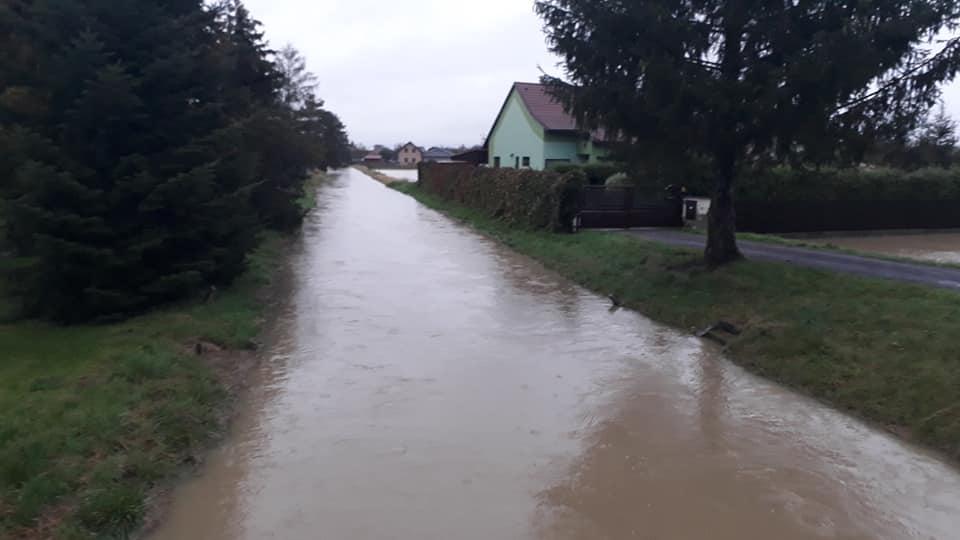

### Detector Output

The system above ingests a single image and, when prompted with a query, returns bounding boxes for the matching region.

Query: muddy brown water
[148,168,960,540]
[813,233,960,265]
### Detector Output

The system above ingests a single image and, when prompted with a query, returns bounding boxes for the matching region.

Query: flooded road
[149,168,960,540]
[379,168,419,182]
[813,233,960,265]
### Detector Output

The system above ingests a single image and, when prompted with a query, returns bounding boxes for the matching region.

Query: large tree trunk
[705,181,742,266]
[705,152,743,266]
[706,3,745,267]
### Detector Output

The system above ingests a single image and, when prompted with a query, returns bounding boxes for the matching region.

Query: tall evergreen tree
[318,109,351,168]
[0,0,351,321]
[915,102,958,167]
[536,0,960,265]
[0,0,258,320]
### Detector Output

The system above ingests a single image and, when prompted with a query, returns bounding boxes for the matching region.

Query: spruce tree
[0,0,351,321]
[536,0,960,265]
[0,0,258,320]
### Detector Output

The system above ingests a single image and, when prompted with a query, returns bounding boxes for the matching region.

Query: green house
[484,82,609,171]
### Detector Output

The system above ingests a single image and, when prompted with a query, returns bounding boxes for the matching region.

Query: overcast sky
[244,0,960,149]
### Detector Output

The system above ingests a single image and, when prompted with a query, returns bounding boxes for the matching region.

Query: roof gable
[485,82,606,148]
[513,83,579,132]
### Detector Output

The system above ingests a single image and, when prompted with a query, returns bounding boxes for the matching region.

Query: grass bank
[297,170,332,214]
[0,234,287,539]
[391,182,960,461]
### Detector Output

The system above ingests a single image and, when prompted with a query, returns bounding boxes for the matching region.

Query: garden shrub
[581,163,622,185]
[546,162,624,185]
[604,172,631,187]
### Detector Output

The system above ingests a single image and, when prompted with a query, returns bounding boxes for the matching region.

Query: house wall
[487,88,611,170]
[544,135,580,167]
[398,145,422,165]
[488,90,546,170]
[577,139,610,163]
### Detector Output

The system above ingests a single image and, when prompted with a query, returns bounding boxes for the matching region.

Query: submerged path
[627,229,960,290]
[149,169,960,540]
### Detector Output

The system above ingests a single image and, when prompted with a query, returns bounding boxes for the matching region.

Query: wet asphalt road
[625,229,960,290]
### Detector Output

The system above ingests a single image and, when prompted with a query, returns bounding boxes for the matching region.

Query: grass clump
[297,170,333,213]
[392,181,960,460]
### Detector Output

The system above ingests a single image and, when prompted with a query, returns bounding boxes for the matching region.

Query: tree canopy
[0,0,349,321]
[536,0,960,264]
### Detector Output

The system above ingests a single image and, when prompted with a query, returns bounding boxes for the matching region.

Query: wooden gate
[576,187,683,229]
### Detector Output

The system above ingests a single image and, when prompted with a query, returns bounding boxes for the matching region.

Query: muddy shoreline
[136,237,299,539]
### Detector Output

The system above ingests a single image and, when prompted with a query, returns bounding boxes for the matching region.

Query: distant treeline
[0,0,350,321]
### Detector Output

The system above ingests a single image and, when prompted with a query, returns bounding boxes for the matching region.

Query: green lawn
[0,235,286,539]
[392,182,960,461]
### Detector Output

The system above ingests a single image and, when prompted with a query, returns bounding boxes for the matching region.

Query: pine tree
[319,110,351,168]
[916,103,958,168]
[0,0,258,320]
[0,0,351,321]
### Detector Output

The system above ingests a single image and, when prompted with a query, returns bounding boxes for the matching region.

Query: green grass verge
[0,234,286,539]
[296,170,332,214]
[391,182,960,461]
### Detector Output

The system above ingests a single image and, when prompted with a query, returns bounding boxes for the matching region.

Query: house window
[494,157,501,168]
[515,156,520,168]
[522,157,530,168]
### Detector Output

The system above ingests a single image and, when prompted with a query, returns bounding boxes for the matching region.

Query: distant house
[422,147,455,163]
[484,82,609,170]
[397,142,423,166]
[362,151,384,165]
[451,147,488,165]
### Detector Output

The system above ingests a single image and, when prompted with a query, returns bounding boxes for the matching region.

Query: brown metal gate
[577,187,683,229]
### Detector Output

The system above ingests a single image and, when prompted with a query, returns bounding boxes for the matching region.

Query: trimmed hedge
[418,162,585,232]
[737,200,960,233]
[735,166,960,202]
[729,166,960,232]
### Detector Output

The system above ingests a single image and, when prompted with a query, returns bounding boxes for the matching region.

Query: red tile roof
[487,83,608,146]
[514,82,580,132]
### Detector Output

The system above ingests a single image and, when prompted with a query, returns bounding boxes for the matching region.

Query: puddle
[814,233,960,265]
